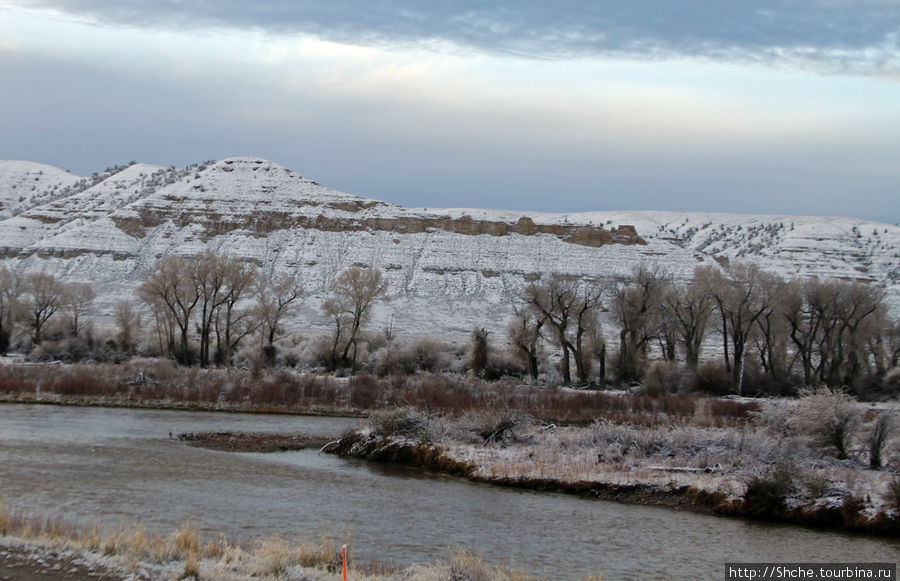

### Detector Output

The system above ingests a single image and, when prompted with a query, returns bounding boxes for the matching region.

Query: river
[0,404,896,579]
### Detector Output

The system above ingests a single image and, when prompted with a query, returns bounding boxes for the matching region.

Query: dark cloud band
[20,0,900,74]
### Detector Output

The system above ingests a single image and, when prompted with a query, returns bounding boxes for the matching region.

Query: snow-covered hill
[1,157,897,339]
[0,161,81,219]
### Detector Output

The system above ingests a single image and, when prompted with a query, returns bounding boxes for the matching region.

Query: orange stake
[342,544,347,581]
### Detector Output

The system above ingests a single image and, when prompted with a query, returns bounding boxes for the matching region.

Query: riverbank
[173,398,900,537]
[0,391,366,418]
[177,431,333,452]
[0,361,759,426]
[319,407,900,537]
[179,424,900,536]
[0,542,127,580]
[0,509,599,581]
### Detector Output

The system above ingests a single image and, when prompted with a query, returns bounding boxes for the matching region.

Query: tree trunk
[721,312,730,373]
[598,344,606,382]
[528,350,539,380]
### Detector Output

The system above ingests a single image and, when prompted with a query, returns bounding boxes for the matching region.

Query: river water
[0,404,896,579]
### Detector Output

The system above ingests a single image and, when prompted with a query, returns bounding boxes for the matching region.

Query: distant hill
[1,157,897,339]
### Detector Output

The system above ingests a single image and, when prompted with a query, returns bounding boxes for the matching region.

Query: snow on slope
[0,157,897,340]
[0,163,167,252]
[0,161,82,219]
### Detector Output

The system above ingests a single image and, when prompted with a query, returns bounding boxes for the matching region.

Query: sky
[0,1,898,223]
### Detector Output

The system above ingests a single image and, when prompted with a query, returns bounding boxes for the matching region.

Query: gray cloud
[19,0,900,73]
[2,48,898,224]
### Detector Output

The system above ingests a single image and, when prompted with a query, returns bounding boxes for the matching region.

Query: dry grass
[0,507,350,579]
[0,504,608,580]
[0,362,759,426]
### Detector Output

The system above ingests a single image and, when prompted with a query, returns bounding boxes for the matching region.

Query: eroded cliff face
[0,157,897,338]
[107,209,645,247]
[93,159,646,248]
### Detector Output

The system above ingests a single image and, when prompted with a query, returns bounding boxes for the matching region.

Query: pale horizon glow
[1,1,898,223]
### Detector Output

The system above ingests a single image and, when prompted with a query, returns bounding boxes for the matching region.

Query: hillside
[1,157,897,339]
[0,160,81,219]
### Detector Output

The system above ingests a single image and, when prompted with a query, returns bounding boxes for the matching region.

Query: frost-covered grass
[0,501,594,581]
[366,397,900,520]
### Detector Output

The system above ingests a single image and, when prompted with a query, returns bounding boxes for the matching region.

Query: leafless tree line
[0,266,96,354]
[0,257,388,369]
[136,255,388,369]
[511,263,898,394]
[3,257,897,394]
[135,251,301,367]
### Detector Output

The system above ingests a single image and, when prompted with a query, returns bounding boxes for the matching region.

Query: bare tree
[215,259,259,366]
[702,263,772,394]
[525,274,602,384]
[865,305,892,378]
[142,293,176,358]
[783,278,834,385]
[322,267,387,369]
[884,319,900,371]
[750,271,789,384]
[662,271,713,369]
[0,266,24,354]
[612,265,668,384]
[138,255,200,365]
[24,272,64,345]
[192,251,237,368]
[60,282,95,337]
[254,271,302,363]
[584,314,607,383]
[784,277,886,389]
[507,306,545,380]
[830,282,883,389]
[115,299,142,353]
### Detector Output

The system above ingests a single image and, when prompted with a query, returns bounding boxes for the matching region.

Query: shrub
[374,338,451,376]
[803,474,830,499]
[841,494,866,528]
[641,361,684,395]
[483,349,528,381]
[404,338,448,373]
[866,411,893,470]
[744,464,794,518]
[888,477,900,513]
[369,407,431,438]
[740,365,796,397]
[457,407,527,444]
[468,327,489,377]
[790,388,859,460]
[691,361,732,396]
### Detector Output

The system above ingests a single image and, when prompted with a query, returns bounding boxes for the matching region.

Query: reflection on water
[1,404,897,580]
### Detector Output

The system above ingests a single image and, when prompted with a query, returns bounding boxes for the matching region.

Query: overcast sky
[1,1,898,222]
